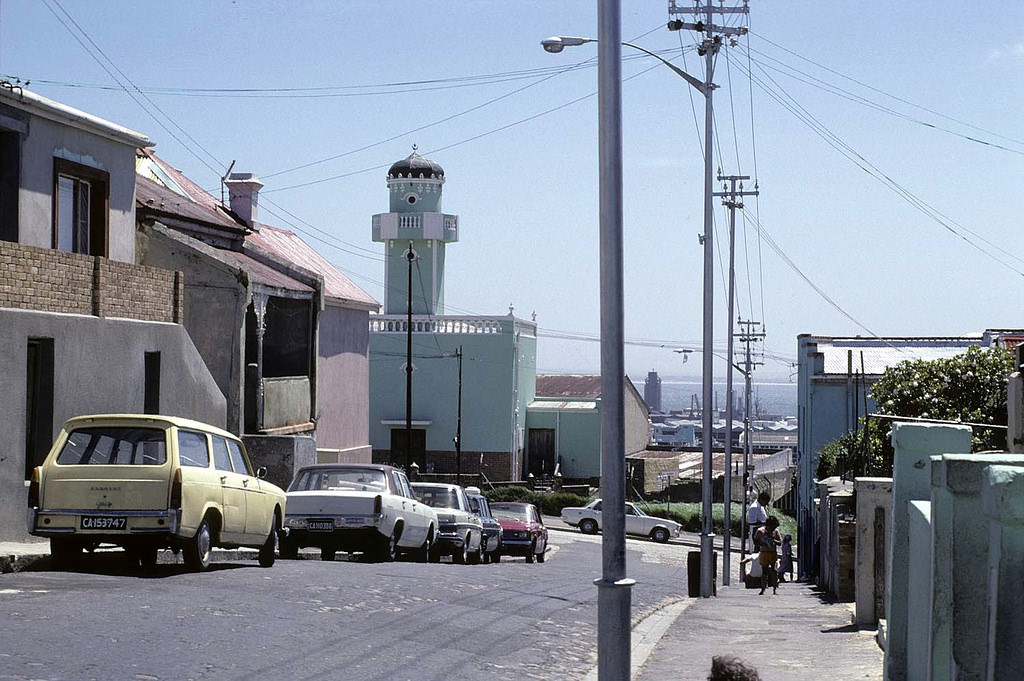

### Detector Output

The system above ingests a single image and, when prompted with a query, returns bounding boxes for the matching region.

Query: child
[779,534,794,583]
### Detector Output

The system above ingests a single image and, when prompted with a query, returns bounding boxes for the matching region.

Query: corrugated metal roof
[247,223,378,309]
[536,374,603,398]
[136,174,244,232]
[814,337,981,375]
[527,400,597,411]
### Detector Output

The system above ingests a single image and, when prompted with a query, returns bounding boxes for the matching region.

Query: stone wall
[0,240,181,322]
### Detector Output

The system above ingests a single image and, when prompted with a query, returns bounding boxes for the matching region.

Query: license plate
[307,519,334,531]
[80,516,126,530]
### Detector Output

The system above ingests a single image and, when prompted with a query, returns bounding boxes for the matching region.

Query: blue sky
[3,1,1021,383]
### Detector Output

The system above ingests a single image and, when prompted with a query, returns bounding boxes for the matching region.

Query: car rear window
[56,427,167,466]
[290,468,388,492]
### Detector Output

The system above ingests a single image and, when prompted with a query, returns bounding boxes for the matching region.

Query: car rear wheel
[374,528,397,563]
[468,539,482,565]
[651,527,671,544]
[579,518,599,535]
[492,550,501,564]
[184,518,213,572]
[413,530,433,563]
[50,538,81,570]
[135,545,159,570]
[279,535,299,560]
[258,519,278,567]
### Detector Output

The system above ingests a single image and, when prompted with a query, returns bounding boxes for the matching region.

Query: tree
[818,345,1014,479]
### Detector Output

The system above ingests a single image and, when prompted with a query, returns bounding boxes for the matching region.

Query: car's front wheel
[454,536,470,564]
[413,530,433,563]
[651,527,671,544]
[579,518,599,535]
[536,546,546,563]
[526,540,536,564]
[184,518,213,572]
[258,519,278,567]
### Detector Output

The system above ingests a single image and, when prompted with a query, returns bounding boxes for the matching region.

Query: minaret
[371,149,459,315]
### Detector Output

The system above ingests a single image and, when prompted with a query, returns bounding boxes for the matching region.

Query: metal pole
[722,179,737,586]
[405,242,414,469]
[699,5,716,599]
[596,2,632,679]
[456,346,462,486]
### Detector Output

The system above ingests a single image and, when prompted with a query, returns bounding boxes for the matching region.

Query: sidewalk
[632,575,884,681]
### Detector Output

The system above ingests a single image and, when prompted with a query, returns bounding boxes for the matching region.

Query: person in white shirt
[746,490,770,553]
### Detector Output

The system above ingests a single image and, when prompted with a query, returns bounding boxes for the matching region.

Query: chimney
[224,172,264,228]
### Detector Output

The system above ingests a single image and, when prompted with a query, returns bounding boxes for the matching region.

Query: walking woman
[754,515,782,595]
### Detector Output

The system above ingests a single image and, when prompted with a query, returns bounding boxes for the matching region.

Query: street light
[544,28,717,599]
[543,6,632,678]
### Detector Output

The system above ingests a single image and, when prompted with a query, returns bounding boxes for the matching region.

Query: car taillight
[27,467,40,508]
[170,468,183,508]
[374,495,382,515]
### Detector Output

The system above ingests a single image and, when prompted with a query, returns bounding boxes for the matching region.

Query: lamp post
[543,3,632,676]
[544,29,717,598]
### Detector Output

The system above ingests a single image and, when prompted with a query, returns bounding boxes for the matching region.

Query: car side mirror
[256,466,267,479]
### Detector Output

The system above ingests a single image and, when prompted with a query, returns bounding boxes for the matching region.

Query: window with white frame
[53,158,108,256]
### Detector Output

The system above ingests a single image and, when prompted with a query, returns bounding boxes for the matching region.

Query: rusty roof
[535,374,603,399]
[247,223,378,309]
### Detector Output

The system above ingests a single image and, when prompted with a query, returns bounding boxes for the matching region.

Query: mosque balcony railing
[370,314,537,338]
[371,213,459,243]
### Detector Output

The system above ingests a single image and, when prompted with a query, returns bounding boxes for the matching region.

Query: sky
[2,1,1021,386]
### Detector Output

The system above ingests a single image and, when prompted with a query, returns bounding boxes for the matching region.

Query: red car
[489,502,548,563]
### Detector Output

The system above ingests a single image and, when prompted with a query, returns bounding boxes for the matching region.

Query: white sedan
[282,464,437,562]
[560,499,681,543]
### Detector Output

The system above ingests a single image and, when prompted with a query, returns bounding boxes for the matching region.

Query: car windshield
[290,468,388,492]
[491,504,532,522]
[55,427,167,466]
[413,486,460,509]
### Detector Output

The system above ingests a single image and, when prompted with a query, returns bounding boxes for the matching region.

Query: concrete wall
[855,477,893,626]
[244,433,316,490]
[905,500,932,681]
[315,303,371,462]
[980,464,1024,681]
[0,308,225,541]
[137,224,248,433]
[883,423,972,681]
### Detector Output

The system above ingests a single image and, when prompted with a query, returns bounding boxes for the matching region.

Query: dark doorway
[25,338,55,478]
[144,351,161,414]
[527,428,556,477]
[390,428,426,471]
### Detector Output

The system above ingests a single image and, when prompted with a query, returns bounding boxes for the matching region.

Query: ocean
[634,375,798,419]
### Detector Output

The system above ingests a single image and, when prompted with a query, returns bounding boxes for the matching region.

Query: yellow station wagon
[27,414,287,571]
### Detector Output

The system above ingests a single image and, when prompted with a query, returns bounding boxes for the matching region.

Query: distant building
[528,374,650,481]
[644,370,662,412]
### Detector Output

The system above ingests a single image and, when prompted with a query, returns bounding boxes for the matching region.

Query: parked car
[410,482,483,564]
[560,499,680,543]
[465,487,503,563]
[27,414,286,571]
[281,464,436,562]
[490,502,548,563]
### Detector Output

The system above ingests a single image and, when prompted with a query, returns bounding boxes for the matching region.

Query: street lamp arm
[620,40,708,96]
[541,35,708,96]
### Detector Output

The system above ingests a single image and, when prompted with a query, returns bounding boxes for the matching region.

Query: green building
[368,152,537,481]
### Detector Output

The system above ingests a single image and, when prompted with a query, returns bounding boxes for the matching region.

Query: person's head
[766,515,780,531]
[757,491,770,506]
[783,534,792,543]
[708,655,761,681]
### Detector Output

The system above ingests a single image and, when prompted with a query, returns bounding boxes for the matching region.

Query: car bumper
[283,515,384,550]
[28,507,182,539]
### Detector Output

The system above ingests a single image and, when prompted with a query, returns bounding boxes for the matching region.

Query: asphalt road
[0,529,689,681]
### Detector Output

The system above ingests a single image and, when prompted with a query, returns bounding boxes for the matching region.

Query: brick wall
[0,240,182,323]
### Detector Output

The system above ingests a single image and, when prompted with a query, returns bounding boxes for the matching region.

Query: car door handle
[243,479,249,487]
[220,476,228,484]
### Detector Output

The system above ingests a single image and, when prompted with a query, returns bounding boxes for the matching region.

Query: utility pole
[713,173,758,585]
[405,242,416,470]
[736,319,764,565]
[668,0,749,598]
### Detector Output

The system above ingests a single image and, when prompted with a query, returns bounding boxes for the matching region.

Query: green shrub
[483,486,537,504]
